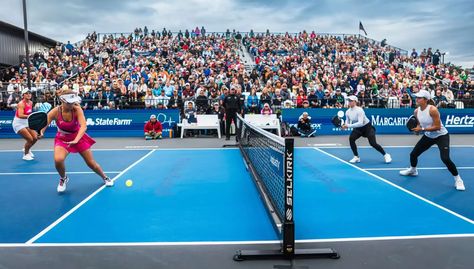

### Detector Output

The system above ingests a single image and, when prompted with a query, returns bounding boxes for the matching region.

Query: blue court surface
[0,146,473,245]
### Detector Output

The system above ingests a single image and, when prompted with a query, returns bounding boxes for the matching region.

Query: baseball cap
[347,95,358,102]
[21,88,31,95]
[414,89,431,100]
[150,114,157,119]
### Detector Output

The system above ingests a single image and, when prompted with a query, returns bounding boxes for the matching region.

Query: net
[236,114,295,255]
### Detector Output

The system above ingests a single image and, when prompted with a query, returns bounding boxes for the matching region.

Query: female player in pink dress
[40,90,114,193]
[12,88,37,160]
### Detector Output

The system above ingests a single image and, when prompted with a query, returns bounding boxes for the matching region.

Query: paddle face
[406,115,419,131]
[331,115,342,127]
[27,112,48,133]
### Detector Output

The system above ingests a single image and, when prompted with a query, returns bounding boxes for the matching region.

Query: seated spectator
[296,89,307,108]
[358,90,372,108]
[144,114,162,140]
[307,88,319,108]
[81,91,94,110]
[399,91,412,108]
[297,112,316,137]
[144,89,157,109]
[156,90,170,109]
[302,100,310,108]
[260,103,273,115]
[184,101,197,123]
[195,90,209,114]
[433,89,448,107]
[94,90,109,110]
[168,89,183,110]
[246,88,260,114]
[320,90,332,108]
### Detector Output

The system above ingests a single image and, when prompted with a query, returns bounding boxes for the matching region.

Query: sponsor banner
[281,108,474,135]
[0,109,180,138]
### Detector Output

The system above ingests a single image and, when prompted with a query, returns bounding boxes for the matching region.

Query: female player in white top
[400,90,465,191]
[342,95,392,164]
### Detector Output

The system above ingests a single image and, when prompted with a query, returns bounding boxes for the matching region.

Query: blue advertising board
[0,109,180,138]
[282,108,474,135]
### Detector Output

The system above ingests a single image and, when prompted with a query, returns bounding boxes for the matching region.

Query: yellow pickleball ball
[125,179,133,187]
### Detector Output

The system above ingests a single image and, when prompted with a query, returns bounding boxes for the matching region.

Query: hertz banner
[0,109,180,138]
[281,108,474,135]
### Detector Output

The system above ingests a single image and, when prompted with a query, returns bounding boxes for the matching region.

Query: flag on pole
[359,21,367,36]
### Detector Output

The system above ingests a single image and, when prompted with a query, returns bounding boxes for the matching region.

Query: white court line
[366,167,474,171]
[0,171,121,176]
[316,145,473,149]
[25,149,157,244]
[125,145,160,149]
[313,147,474,225]
[2,234,474,248]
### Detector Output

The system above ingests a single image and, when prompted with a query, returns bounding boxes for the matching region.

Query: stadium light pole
[22,0,32,91]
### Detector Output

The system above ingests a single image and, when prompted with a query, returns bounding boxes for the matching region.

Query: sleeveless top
[56,107,80,133]
[416,104,448,138]
[15,100,33,118]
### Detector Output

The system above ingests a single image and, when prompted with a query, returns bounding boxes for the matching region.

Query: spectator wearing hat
[297,112,316,137]
[307,88,319,108]
[320,89,332,108]
[260,103,273,115]
[209,102,225,136]
[144,114,163,140]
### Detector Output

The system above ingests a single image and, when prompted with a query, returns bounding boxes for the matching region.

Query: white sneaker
[455,179,466,191]
[57,176,69,193]
[349,156,360,163]
[384,154,392,164]
[400,167,418,176]
[23,148,34,158]
[103,177,114,187]
[22,153,34,161]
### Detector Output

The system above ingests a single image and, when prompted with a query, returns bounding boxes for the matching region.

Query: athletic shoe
[104,177,114,187]
[22,153,34,161]
[455,179,466,191]
[399,167,418,176]
[22,148,34,157]
[349,156,360,163]
[145,136,152,140]
[57,176,69,193]
[384,154,392,164]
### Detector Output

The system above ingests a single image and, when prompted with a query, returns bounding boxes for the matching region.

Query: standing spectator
[223,87,241,140]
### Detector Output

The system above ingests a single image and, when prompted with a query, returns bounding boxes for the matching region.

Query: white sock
[454,175,462,181]
[410,166,416,171]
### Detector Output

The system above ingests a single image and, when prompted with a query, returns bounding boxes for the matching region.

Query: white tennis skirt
[12,117,29,134]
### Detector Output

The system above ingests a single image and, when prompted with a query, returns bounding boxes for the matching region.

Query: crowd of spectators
[1,27,474,113]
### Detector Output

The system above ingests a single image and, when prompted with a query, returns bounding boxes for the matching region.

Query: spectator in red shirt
[144,114,162,140]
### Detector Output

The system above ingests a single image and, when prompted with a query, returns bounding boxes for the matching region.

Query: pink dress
[54,107,95,153]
